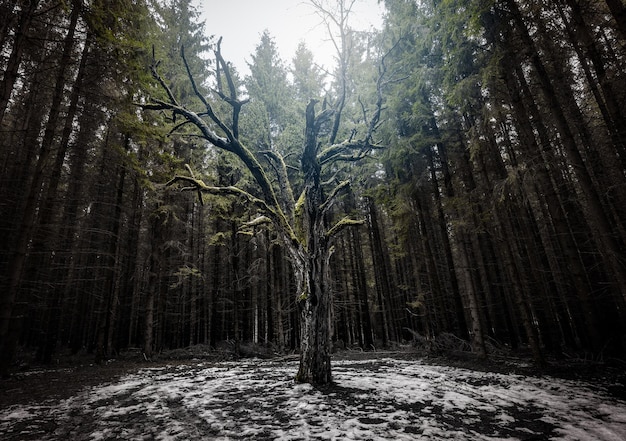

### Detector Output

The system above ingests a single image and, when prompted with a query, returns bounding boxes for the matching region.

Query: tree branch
[243,215,272,228]
[261,150,296,222]
[214,37,247,139]
[139,97,231,150]
[166,175,273,214]
[326,216,364,239]
[184,164,204,205]
[150,51,179,107]
[309,0,355,145]
[215,37,237,100]
[364,37,405,143]
[317,139,383,166]
[320,180,350,216]
[180,45,235,142]
[144,52,289,231]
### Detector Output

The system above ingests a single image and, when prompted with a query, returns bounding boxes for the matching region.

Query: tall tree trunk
[413,193,447,336]
[231,220,241,356]
[295,102,334,384]
[0,1,17,48]
[493,206,546,365]
[123,171,144,348]
[144,206,164,360]
[605,0,626,41]
[293,229,333,383]
[209,240,221,348]
[366,197,395,346]
[101,145,129,360]
[268,239,286,350]
[0,2,79,374]
[498,61,603,351]
[0,0,40,125]
[35,26,92,360]
[350,227,373,349]
[505,0,626,303]
[294,248,332,385]
[422,107,468,339]
[558,0,626,157]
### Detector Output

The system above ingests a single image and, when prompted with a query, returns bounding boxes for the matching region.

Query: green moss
[294,190,306,247]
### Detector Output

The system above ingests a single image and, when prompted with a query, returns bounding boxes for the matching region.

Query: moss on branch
[325,217,364,239]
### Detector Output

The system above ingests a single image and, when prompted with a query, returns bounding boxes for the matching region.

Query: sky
[195,0,386,75]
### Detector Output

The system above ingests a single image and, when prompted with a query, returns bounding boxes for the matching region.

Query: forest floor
[1,349,626,440]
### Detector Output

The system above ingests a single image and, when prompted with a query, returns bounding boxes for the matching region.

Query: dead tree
[141,37,389,384]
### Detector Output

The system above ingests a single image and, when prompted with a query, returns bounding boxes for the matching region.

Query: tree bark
[499,52,604,351]
[294,100,335,384]
[366,197,394,346]
[605,0,626,41]
[0,1,78,374]
[350,227,373,349]
[0,0,40,125]
[295,251,332,384]
[144,206,164,360]
[505,0,626,303]
[422,108,468,339]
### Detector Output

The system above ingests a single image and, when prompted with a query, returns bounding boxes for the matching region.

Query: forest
[1,0,625,383]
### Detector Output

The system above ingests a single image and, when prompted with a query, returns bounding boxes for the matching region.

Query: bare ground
[1,348,625,409]
[1,348,625,440]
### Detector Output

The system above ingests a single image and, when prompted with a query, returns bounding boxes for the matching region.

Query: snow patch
[1,358,625,440]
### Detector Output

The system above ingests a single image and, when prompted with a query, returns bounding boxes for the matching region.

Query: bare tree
[141,23,390,382]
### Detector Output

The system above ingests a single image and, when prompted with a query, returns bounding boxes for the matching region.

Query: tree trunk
[0,1,78,373]
[413,194,445,336]
[231,220,241,356]
[366,197,393,346]
[505,0,626,304]
[0,0,40,125]
[423,108,468,339]
[559,0,626,158]
[350,227,373,349]
[493,207,546,366]
[295,249,332,385]
[295,100,334,384]
[270,238,287,350]
[498,58,603,351]
[144,206,164,360]
[605,0,626,41]
[102,151,128,359]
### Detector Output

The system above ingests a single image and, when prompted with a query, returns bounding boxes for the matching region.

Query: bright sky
[195,0,385,75]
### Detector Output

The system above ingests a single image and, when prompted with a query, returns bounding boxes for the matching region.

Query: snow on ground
[1,357,625,440]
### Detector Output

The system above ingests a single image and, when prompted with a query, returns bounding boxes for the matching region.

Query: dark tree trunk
[497,50,604,351]
[422,107,468,339]
[0,0,40,124]
[35,17,89,364]
[102,145,129,360]
[366,197,393,346]
[0,1,78,373]
[605,0,626,41]
[504,0,626,304]
[350,227,373,349]
[231,220,241,356]
[144,206,164,360]
[295,251,332,384]
[294,100,335,385]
